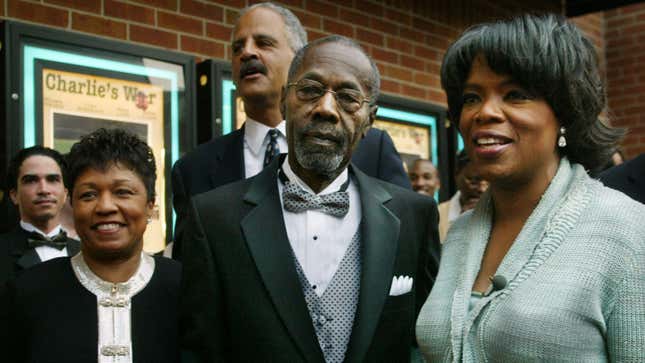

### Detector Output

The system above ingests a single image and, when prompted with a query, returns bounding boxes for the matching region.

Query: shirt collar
[281,157,349,196]
[20,220,62,238]
[244,118,287,155]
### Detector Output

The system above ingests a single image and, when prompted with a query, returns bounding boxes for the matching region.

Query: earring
[146,217,152,225]
[558,126,567,148]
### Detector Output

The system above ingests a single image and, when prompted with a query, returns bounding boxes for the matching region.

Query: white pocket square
[389,275,413,296]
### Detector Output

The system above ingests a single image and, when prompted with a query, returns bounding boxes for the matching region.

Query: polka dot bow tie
[280,169,350,218]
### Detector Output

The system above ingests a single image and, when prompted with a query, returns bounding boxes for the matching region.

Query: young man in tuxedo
[180,35,440,362]
[0,146,80,287]
[171,2,410,259]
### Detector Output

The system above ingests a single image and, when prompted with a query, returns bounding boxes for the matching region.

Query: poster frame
[1,20,196,247]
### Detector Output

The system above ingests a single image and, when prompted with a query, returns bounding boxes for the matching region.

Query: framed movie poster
[1,21,195,252]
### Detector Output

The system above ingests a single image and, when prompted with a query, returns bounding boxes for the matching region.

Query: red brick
[425,34,451,50]
[291,9,321,30]
[399,27,425,42]
[307,0,338,18]
[104,0,154,25]
[181,0,223,23]
[354,0,382,17]
[308,30,327,41]
[206,22,232,42]
[7,0,69,28]
[357,28,383,46]
[45,0,100,13]
[402,84,426,100]
[370,17,398,36]
[225,9,239,26]
[371,48,398,64]
[214,0,245,7]
[380,79,401,94]
[323,19,354,38]
[130,25,178,49]
[181,35,225,59]
[72,12,126,39]
[414,45,441,61]
[386,36,412,53]
[384,8,410,25]
[428,89,446,105]
[384,64,413,82]
[339,8,369,28]
[158,11,204,35]
[129,0,177,11]
[400,55,424,70]
[414,72,440,88]
[425,61,440,74]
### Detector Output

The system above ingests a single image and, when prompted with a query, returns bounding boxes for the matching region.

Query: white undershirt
[243,118,288,178]
[278,158,361,296]
[20,220,69,261]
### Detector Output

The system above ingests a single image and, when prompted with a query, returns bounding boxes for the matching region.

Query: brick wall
[1,0,642,157]
[605,3,645,158]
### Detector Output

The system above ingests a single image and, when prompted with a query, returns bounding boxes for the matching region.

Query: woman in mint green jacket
[416,14,645,362]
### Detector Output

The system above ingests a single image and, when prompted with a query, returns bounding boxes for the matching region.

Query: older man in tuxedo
[180,35,440,362]
[0,146,80,287]
[171,2,410,259]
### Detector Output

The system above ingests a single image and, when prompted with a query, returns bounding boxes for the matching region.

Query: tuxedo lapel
[66,239,81,256]
[240,158,324,363]
[345,166,400,362]
[11,228,42,270]
[209,127,245,188]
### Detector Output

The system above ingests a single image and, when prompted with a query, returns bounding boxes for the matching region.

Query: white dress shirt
[20,220,69,261]
[278,158,362,296]
[243,118,288,178]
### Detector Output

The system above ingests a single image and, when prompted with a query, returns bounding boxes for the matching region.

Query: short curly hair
[441,13,623,173]
[66,128,156,202]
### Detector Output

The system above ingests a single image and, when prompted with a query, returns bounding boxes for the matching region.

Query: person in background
[409,158,440,197]
[599,152,645,204]
[1,129,181,362]
[438,150,488,241]
[0,146,79,288]
[416,14,644,361]
[171,2,410,259]
[180,35,440,362]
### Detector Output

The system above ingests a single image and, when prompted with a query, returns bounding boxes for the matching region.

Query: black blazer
[179,157,440,362]
[0,256,181,363]
[599,153,645,204]
[171,127,411,259]
[0,226,80,288]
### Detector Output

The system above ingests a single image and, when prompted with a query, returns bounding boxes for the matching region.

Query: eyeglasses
[287,79,371,113]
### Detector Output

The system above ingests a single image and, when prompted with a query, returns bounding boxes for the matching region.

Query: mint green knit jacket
[416,158,645,362]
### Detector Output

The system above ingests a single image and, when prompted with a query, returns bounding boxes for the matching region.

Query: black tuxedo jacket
[171,127,411,258]
[0,226,80,288]
[599,153,645,204]
[179,157,440,362]
[0,256,181,363]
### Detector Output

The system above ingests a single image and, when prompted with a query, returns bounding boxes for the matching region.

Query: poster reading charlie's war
[42,68,166,252]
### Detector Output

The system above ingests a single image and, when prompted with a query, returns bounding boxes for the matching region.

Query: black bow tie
[280,168,350,218]
[27,230,68,250]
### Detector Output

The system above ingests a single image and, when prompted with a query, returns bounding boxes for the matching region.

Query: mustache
[239,59,267,78]
[298,123,347,145]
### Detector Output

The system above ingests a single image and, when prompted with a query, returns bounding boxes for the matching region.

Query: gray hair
[287,35,381,105]
[237,2,307,53]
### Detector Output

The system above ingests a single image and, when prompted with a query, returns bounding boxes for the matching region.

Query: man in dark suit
[171,2,410,258]
[599,152,645,204]
[0,146,80,287]
[180,35,440,362]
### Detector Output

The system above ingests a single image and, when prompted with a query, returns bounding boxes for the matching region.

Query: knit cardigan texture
[416,158,645,362]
